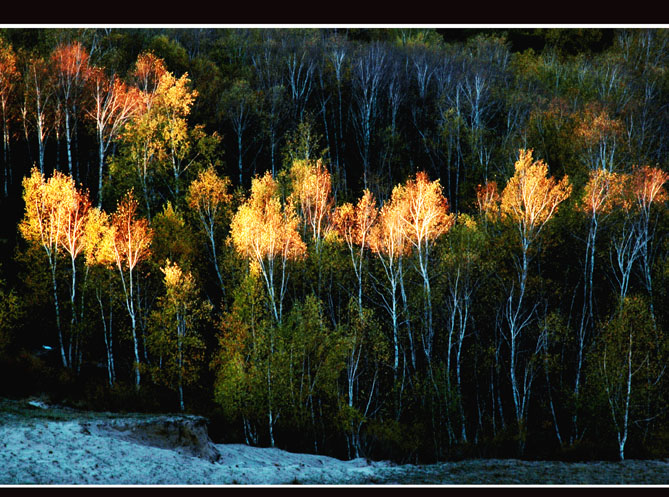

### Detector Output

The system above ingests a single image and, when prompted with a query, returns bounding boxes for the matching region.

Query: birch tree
[500,149,571,448]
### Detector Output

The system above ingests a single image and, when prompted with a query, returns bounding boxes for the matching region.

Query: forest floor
[0,397,667,486]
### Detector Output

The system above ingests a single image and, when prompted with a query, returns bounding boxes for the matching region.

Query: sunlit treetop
[230,171,306,274]
[19,168,77,251]
[575,104,623,148]
[155,71,198,117]
[85,66,145,140]
[288,159,334,245]
[82,206,114,268]
[604,166,669,214]
[132,52,168,106]
[110,191,153,272]
[399,171,454,249]
[580,168,622,217]
[160,258,208,311]
[187,165,232,221]
[51,41,89,87]
[476,181,501,221]
[632,165,669,212]
[368,184,410,258]
[501,149,572,238]
[332,189,379,250]
[60,184,92,262]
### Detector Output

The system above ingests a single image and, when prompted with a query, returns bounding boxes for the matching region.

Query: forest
[0,27,667,464]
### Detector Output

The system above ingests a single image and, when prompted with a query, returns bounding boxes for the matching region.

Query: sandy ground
[0,399,388,485]
[1,398,668,485]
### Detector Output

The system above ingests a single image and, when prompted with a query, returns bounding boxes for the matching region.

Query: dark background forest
[0,26,668,464]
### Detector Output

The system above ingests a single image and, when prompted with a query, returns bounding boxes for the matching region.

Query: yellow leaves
[581,168,621,216]
[332,189,379,249]
[230,171,306,268]
[187,165,232,221]
[579,165,667,219]
[132,52,167,99]
[288,159,334,244]
[61,185,92,262]
[110,192,152,271]
[83,206,114,268]
[20,168,80,254]
[501,149,572,235]
[368,185,409,258]
[155,72,198,118]
[333,172,453,256]
[632,165,669,211]
[400,171,454,249]
[161,259,198,302]
[476,181,501,220]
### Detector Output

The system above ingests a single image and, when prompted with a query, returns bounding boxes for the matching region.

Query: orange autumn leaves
[500,149,572,238]
[23,152,667,316]
[230,170,306,277]
[20,168,153,272]
[474,150,669,235]
[331,171,454,260]
[579,164,669,217]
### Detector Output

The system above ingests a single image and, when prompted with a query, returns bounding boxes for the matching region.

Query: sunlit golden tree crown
[501,149,572,232]
[230,171,306,272]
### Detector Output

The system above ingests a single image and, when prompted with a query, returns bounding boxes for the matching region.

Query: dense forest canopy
[0,26,668,463]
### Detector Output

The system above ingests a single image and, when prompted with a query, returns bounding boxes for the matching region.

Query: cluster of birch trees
[1,28,669,462]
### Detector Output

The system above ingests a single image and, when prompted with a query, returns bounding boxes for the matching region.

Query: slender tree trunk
[238,132,243,185]
[98,135,105,208]
[65,111,73,175]
[51,257,67,368]
[398,256,415,371]
[68,256,77,369]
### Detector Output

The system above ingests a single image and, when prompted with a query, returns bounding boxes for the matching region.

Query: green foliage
[586,295,668,457]
[151,202,196,270]
[148,260,212,410]
[212,272,267,420]
[281,115,327,169]
[0,269,22,356]
[2,27,669,463]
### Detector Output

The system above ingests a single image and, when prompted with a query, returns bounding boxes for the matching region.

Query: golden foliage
[476,181,501,220]
[581,168,622,216]
[82,206,113,268]
[368,184,410,258]
[575,104,623,146]
[20,168,76,254]
[288,159,334,244]
[501,149,572,236]
[230,171,306,273]
[602,166,669,214]
[160,259,205,309]
[332,189,379,250]
[110,192,152,271]
[187,165,232,222]
[399,171,454,250]
[60,185,92,262]
[20,168,101,269]
[632,165,669,211]
[132,52,168,104]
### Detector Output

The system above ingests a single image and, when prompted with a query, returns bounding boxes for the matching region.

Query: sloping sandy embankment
[0,398,386,485]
